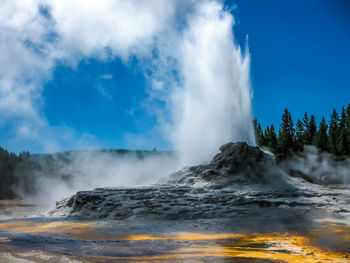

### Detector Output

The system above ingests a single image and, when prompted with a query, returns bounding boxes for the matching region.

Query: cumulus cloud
[44,0,180,60]
[0,0,51,118]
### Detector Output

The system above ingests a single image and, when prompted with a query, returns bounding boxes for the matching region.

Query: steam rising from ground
[29,151,178,205]
[0,1,255,202]
[280,146,350,184]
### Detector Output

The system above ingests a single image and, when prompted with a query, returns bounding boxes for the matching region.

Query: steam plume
[170,1,255,165]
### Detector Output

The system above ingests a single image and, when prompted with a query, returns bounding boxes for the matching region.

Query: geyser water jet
[171,1,255,166]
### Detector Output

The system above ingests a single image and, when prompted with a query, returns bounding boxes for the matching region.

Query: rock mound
[167,142,285,188]
[50,142,295,220]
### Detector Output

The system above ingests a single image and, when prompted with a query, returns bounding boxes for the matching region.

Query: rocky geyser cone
[167,142,285,187]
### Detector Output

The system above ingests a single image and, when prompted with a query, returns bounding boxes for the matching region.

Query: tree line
[254,104,350,159]
[0,147,38,199]
[0,147,171,199]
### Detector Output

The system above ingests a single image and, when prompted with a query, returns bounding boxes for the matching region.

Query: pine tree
[294,120,305,151]
[316,117,328,152]
[337,107,349,156]
[278,108,294,155]
[305,115,317,145]
[347,104,350,154]
[310,115,318,145]
[253,118,266,147]
[269,124,278,151]
[263,125,277,151]
[264,126,270,147]
[302,112,309,142]
[328,109,339,155]
[347,104,350,128]
[253,118,258,140]
[340,106,347,129]
[337,129,349,156]
[257,123,265,146]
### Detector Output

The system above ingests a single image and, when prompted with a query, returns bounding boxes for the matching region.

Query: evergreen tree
[346,104,350,128]
[253,118,258,140]
[294,120,305,151]
[340,106,348,129]
[328,109,339,155]
[337,128,349,156]
[305,115,317,145]
[302,112,309,126]
[253,118,266,147]
[278,108,294,155]
[257,123,265,146]
[316,117,328,152]
[254,104,350,157]
[263,126,270,147]
[347,104,350,153]
[302,112,309,140]
[337,107,349,155]
[268,124,278,151]
[263,125,277,151]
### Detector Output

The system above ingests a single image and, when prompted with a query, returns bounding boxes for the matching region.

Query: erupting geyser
[171,2,255,166]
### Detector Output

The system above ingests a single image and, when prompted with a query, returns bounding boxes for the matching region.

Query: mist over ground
[8,150,178,205]
[280,145,350,184]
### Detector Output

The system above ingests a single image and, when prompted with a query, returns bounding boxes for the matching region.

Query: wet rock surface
[167,142,285,187]
[51,184,350,221]
[49,142,350,220]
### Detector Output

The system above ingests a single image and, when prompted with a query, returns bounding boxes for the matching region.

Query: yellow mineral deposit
[0,221,93,234]
[0,221,349,262]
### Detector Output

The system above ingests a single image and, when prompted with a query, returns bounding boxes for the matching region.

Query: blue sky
[0,0,349,153]
[43,58,151,148]
[231,0,350,128]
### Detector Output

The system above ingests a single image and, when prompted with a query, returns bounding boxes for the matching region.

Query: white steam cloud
[171,2,254,165]
[29,151,178,205]
[280,146,350,184]
[1,0,255,202]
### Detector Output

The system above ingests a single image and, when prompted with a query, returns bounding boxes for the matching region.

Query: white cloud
[97,84,112,101]
[100,74,113,80]
[44,0,179,60]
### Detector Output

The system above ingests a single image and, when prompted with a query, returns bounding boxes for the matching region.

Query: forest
[254,104,350,159]
[0,149,38,199]
[0,148,169,199]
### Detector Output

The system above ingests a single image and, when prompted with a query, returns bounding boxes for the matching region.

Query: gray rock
[167,142,285,187]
